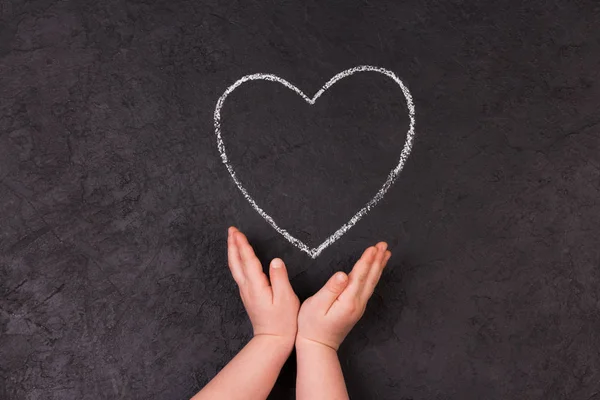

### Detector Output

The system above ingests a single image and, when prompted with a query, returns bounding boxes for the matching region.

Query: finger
[234,231,269,288]
[362,242,387,289]
[373,242,388,266]
[309,271,349,314]
[338,246,378,301]
[227,226,245,285]
[363,248,391,300]
[383,250,392,266]
[269,258,295,303]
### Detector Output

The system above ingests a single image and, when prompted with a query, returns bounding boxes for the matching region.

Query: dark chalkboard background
[2,1,600,399]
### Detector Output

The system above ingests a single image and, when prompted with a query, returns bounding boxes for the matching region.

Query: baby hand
[227,227,300,344]
[296,243,391,351]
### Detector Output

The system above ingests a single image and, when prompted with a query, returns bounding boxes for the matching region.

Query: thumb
[269,258,294,301]
[310,271,349,312]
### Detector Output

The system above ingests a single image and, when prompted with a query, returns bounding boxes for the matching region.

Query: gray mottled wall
[1,0,600,399]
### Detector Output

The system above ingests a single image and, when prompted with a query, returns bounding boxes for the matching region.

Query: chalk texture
[214,66,415,258]
[1,0,600,399]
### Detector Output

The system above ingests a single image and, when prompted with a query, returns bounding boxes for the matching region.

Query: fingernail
[336,272,347,282]
[272,258,283,269]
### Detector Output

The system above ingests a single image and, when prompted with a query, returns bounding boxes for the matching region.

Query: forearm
[192,335,293,400]
[295,338,349,400]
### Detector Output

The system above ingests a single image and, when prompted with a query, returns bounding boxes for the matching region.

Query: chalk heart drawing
[214,65,416,258]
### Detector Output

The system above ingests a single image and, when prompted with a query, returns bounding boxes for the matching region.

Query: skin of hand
[295,243,391,400]
[190,227,300,400]
[296,242,392,350]
[227,226,300,343]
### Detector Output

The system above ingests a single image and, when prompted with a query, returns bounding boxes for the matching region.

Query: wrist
[253,333,296,353]
[295,335,339,353]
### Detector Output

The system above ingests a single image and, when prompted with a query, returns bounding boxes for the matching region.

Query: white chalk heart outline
[214,65,416,258]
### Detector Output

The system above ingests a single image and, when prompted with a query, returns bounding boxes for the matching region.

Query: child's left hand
[227,227,300,345]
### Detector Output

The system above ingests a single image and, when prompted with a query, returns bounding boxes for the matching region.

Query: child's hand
[296,243,391,351]
[227,227,300,345]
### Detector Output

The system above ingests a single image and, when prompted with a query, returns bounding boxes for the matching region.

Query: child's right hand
[296,243,391,351]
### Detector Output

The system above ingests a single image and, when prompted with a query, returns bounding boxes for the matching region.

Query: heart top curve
[214,65,416,258]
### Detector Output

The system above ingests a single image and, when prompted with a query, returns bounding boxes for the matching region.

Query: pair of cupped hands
[227,226,392,351]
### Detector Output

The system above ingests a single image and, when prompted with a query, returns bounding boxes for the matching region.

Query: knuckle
[343,301,358,314]
[326,283,340,294]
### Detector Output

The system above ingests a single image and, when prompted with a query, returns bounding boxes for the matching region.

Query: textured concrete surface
[1,0,600,399]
